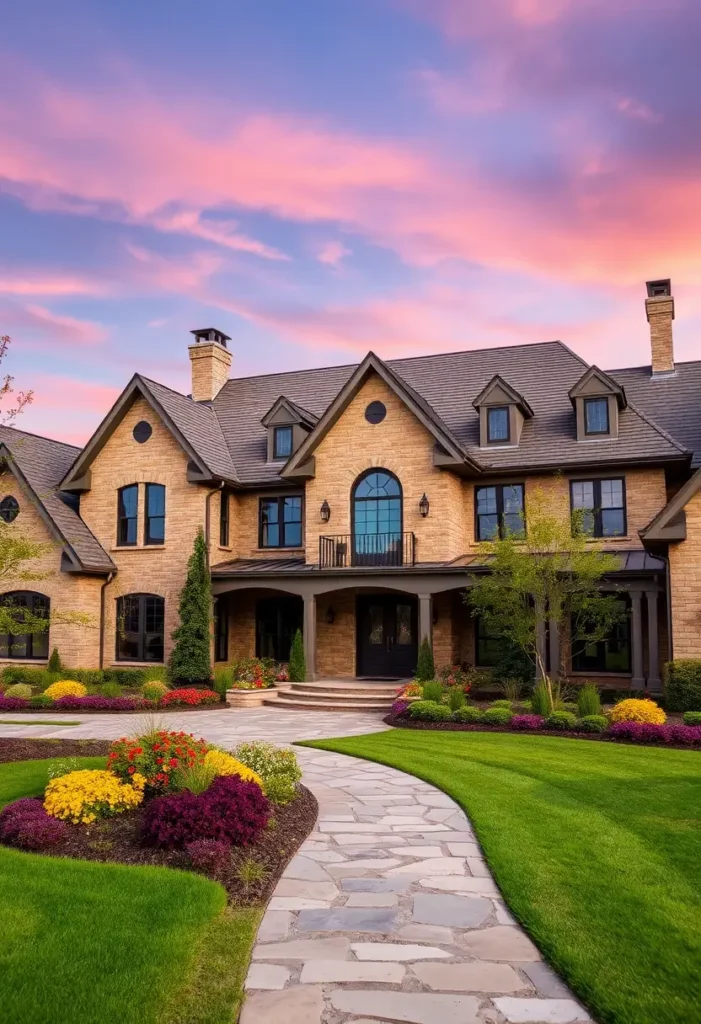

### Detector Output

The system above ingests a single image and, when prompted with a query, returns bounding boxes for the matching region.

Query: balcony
[319,532,416,569]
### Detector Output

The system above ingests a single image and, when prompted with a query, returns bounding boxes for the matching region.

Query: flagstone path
[0,707,592,1023]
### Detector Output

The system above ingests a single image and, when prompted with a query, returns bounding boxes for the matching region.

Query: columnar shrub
[665,660,701,712]
[609,698,666,725]
[142,775,270,849]
[409,700,452,722]
[44,770,145,824]
[288,629,306,682]
[45,680,87,700]
[416,638,435,682]
[47,647,62,673]
[510,714,545,730]
[108,730,209,791]
[168,527,212,686]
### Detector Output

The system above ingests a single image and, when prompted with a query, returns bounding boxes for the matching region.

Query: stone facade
[669,489,701,660]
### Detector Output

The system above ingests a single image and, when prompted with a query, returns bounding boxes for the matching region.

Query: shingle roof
[0,426,114,572]
[213,341,689,483]
[611,361,701,467]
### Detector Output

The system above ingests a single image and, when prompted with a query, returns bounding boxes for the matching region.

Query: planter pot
[227,688,277,707]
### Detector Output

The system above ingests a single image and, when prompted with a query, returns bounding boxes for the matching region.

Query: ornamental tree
[416,637,435,681]
[168,528,212,685]
[467,489,624,682]
[288,628,306,682]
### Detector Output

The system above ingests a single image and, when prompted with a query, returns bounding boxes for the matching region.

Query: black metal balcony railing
[319,532,416,568]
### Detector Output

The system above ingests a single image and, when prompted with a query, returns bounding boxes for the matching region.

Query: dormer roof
[472,375,534,418]
[568,366,627,409]
[261,396,319,430]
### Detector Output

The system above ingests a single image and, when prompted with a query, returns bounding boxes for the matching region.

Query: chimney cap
[190,327,231,348]
[646,279,672,299]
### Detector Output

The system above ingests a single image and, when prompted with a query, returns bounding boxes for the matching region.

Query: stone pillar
[548,617,560,680]
[418,594,433,648]
[303,593,317,682]
[629,590,645,689]
[645,589,662,693]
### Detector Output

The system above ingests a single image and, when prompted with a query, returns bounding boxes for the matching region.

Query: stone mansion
[0,278,699,691]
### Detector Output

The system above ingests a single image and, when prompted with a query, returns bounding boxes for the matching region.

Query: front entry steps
[265,679,403,712]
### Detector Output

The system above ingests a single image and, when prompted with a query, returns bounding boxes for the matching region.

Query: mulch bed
[384,714,701,750]
[0,738,112,763]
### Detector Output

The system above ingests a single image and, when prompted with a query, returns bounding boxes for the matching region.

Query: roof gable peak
[569,365,627,408]
[472,374,534,418]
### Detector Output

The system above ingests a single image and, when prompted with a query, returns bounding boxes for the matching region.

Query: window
[475,616,501,667]
[273,426,293,460]
[214,598,228,662]
[487,407,510,443]
[572,598,630,672]
[352,470,403,565]
[256,597,303,661]
[570,478,626,537]
[475,484,525,541]
[116,594,164,662]
[144,484,165,545]
[260,495,303,548]
[0,591,49,659]
[219,489,230,547]
[365,401,387,424]
[117,484,138,546]
[0,496,19,523]
[584,397,610,435]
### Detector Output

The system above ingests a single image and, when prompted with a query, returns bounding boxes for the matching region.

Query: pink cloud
[0,272,107,296]
[146,209,290,260]
[316,240,352,267]
[1,303,107,345]
[615,97,662,124]
[19,374,121,443]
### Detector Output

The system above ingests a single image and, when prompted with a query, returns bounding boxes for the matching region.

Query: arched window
[116,594,164,662]
[0,591,49,660]
[352,469,403,566]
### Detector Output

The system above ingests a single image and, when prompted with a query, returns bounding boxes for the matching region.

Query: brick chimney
[188,328,232,401]
[645,279,675,376]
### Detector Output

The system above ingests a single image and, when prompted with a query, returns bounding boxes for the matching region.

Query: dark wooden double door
[356,595,417,679]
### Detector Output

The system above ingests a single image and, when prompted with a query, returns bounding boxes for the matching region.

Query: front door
[356,596,418,678]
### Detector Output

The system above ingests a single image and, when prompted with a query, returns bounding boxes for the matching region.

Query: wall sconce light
[419,493,430,518]
[320,500,331,523]
[325,606,335,624]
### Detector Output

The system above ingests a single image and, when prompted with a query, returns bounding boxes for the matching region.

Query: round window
[0,495,19,523]
[132,421,153,444]
[365,401,387,425]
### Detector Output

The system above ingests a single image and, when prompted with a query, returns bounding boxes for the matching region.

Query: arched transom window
[352,470,403,565]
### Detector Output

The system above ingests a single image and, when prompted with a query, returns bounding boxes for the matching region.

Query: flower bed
[0,733,316,908]
[0,687,221,714]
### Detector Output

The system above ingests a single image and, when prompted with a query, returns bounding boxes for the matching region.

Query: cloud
[316,240,352,267]
[18,374,121,443]
[1,302,107,345]
[145,208,290,260]
[0,272,108,296]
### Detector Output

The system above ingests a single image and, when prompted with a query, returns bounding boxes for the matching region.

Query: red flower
[168,758,178,768]
[128,765,136,774]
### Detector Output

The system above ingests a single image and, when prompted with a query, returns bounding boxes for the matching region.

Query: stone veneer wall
[669,489,701,660]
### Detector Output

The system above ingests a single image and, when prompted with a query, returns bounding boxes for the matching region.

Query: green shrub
[416,638,436,682]
[665,660,701,712]
[483,707,513,726]
[29,693,54,708]
[530,681,552,716]
[2,666,46,687]
[37,671,62,692]
[168,528,212,685]
[142,665,167,682]
[409,700,452,722]
[98,681,123,698]
[4,683,32,698]
[213,666,231,703]
[262,775,298,806]
[421,680,444,703]
[682,711,701,726]
[498,677,523,701]
[490,699,512,710]
[577,683,602,718]
[452,705,484,724]
[142,681,169,702]
[447,687,466,712]
[545,711,577,730]
[103,668,144,687]
[289,629,306,682]
[562,702,579,715]
[47,647,62,673]
[578,715,608,733]
[70,669,106,687]
[233,741,302,806]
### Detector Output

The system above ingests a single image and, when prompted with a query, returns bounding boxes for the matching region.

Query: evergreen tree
[289,628,306,682]
[48,647,62,673]
[416,637,435,681]
[168,528,212,685]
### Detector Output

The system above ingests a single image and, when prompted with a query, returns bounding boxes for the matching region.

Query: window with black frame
[475,483,525,541]
[259,495,303,548]
[273,426,293,460]
[0,591,49,659]
[572,598,630,672]
[144,483,165,545]
[116,593,164,662]
[214,598,228,662]
[570,478,625,537]
[117,484,138,546]
[219,489,230,547]
[583,397,610,435]
[487,406,510,443]
[352,470,403,565]
[475,616,501,667]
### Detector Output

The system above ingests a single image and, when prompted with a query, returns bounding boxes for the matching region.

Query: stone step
[265,694,393,712]
[289,684,400,699]
[278,690,395,707]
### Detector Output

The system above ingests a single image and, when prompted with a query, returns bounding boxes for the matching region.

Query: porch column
[548,616,560,680]
[645,589,662,693]
[418,593,433,648]
[629,589,645,689]
[303,593,317,682]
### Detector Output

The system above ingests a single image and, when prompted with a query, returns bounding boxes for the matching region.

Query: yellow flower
[204,749,263,788]
[44,680,88,699]
[44,769,144,824]
[609,698,666,725]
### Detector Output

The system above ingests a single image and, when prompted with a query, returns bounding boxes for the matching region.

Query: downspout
[98,571,115,671]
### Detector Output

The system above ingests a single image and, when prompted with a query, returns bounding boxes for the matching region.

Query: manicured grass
[0,719,81,726]
[0,757,253,1024]
[302,730,701,1024]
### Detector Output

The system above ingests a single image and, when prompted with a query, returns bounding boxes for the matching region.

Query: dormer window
[487,407,510,443]
[273,426,293,460]
[472,375,533,449]
[584,397,610,436]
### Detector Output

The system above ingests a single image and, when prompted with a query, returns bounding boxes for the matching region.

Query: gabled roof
[472,374,534,418]
[0,427,114,573]
[568,366,627,408]
[279,351,481,480]
[641,466,701,542]
[61,374,238,490]
[260,396,319,430]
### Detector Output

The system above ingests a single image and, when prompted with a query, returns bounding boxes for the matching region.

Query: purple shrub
[390,699,411,717]
[142,775,270,850]
[0,696,29,711]
[186,839,232,874]
[511,714,545,731]
[608,722,701,746]
[669,725,701,746]
[53,695,145,711]
[0,797,68,850]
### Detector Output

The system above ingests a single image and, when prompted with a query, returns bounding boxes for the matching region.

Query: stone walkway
[0,708,591,1023]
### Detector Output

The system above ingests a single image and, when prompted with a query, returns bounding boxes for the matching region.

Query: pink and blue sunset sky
[2,0,700,443]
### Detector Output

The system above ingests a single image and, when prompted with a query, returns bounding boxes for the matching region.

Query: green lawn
[0,757,257,1024]
[302,730,701,1024]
